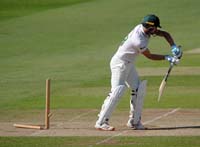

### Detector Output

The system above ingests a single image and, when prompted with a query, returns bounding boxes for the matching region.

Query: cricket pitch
[0,109,199,137]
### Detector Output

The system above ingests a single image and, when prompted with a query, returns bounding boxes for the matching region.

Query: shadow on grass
[147,126,200,130]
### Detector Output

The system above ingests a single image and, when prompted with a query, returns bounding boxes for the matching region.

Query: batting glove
[171,45,182,59]
[165,55,179,65]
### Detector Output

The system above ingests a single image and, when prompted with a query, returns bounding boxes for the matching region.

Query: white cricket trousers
[110,56,140,91]
[96,56,140,125]
[110,56,141,119]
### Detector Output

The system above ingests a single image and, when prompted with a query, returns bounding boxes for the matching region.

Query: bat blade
[158,79,166,102]
[158,63,174,102]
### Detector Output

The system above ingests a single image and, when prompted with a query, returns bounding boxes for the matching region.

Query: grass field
[0,136,200,147]
[0,0,200,146]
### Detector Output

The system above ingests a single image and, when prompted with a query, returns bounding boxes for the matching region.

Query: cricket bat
[158,63,174,102]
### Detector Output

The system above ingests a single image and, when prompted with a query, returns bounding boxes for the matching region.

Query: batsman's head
[142,14,161,29]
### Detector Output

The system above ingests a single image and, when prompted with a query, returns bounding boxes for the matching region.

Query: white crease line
[68,109,97,122]
[31,109,97,136]
[95,108,180,145]
[143,108,180,125]
[56,109,97,128]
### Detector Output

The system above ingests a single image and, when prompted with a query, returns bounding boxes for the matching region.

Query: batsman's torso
[114,24,150,62]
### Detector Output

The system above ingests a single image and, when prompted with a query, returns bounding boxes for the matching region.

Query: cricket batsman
[95,14,182,131]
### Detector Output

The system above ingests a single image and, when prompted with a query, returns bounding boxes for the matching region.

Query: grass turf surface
[0,136,200,147]
[0,0,199,109]
[0,0,94,21]
[0,0,200,146]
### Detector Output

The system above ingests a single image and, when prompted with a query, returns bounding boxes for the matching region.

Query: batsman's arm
[154,30,175,46]
[142,49,165,60]
[155,30,183,59]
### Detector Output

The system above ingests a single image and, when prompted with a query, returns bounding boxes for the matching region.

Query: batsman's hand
[171,45,183,59]
[165,55,179,65]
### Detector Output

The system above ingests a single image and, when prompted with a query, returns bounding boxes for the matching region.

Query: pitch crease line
[68,109,97,122]
[56,109,97,128]
[31,109,97,136]
[94,108,180,145]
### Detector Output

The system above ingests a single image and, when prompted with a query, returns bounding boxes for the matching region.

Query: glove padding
[171,45,182,59]
[165,55,179,65]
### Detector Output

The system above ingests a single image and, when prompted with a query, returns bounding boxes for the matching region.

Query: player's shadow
[147,125,200,130]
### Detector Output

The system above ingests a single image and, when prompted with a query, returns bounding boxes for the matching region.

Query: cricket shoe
[127,118,146,130]
[95,123,115,131]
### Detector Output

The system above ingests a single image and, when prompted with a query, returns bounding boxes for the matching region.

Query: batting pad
[133,80,147,124]
[97,85,126,125]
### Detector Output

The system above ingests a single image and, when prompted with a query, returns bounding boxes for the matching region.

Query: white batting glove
[171,45,182,59]
[165,55,179,65]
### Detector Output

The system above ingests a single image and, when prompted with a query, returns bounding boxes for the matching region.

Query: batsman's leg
[129,89,138,119]
[126,63,147,130]
[132,80,147,129]
[95,85,126,130]
[95,57,130,131]
[97,93,110,118]
[125,64,140,127]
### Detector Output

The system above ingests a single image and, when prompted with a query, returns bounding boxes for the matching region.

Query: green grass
[0,0,94,21]
[0,0,199,110]
[0,136,200,147]
[1,75,199,109]
[0,0,200,147]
